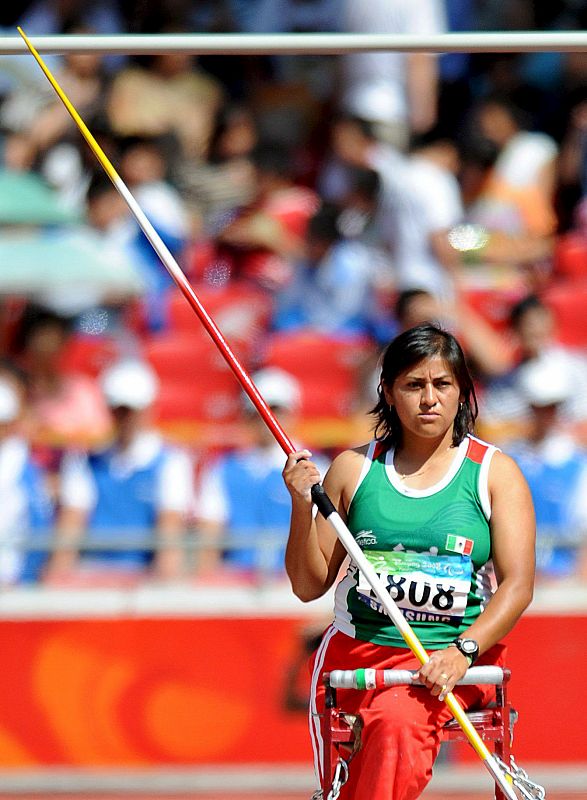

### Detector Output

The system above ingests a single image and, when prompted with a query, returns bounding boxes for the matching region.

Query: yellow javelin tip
[17,26,119,183]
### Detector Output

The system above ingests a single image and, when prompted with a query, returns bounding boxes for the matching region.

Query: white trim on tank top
[474,435,498,520]
[348,434,498,512]
[348,439,377,506]
[384,436,469,497]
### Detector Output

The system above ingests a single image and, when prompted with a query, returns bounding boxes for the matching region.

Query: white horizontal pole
[1,31,587,56]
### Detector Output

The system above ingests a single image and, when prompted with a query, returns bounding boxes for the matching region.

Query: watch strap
[449,638,478,666]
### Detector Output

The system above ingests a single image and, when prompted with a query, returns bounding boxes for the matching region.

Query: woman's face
[384,355,462,441]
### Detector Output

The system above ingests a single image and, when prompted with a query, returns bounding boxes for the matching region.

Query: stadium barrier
[0,533,585,782]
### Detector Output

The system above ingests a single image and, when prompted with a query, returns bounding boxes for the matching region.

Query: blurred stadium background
[0,1,586,798]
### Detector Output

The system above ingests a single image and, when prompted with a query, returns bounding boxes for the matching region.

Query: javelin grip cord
[311,483,337,517]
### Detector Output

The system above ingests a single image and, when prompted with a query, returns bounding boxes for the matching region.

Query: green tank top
[333,434,497,648]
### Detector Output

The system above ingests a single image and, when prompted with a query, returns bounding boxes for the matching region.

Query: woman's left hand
[413,646,471,702]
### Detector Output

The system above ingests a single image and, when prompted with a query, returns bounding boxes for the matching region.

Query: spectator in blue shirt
[47,360,193,584]
[272,203,382,339]
[195,367,327,580]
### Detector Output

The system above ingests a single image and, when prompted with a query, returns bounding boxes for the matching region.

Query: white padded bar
[328,666,505,689]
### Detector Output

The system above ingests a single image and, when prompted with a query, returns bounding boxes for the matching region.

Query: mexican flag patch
[445,534,474,556]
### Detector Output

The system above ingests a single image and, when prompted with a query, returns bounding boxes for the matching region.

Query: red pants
[309,626,507,800]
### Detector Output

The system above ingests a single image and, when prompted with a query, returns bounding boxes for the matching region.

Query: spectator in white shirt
[481,294,587,435]
[0,377,53,585]
[340,0,446,150]
[194,368,327,580]
[329,116,464,300]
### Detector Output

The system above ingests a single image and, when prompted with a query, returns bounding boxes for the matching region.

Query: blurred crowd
[0,0,586,589]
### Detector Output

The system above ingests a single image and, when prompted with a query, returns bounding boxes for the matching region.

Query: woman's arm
[465,450,536,650]
[418,450,535,698]
[283,448,364,602]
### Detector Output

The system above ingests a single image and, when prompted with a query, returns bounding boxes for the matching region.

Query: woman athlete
[282,323,535,800]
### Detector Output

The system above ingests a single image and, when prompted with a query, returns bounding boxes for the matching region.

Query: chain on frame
[312,755,546,800]
[311,756,350,800]
[496,756,546,800]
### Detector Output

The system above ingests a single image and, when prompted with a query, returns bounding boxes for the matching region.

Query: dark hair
[251,142,293,179]
[12,306,72,355]
[118,134,161,155]
[509,293,548,329]
[408,123,455,153]
[458,134,500,171]
[371,324,478,448]
[307,203,341,244]
[209,104,256,164]
[86,173,118,204]
[347,166,381,201]
[394,288,433,325]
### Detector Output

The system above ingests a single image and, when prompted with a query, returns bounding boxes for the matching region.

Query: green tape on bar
[355,669,367,690]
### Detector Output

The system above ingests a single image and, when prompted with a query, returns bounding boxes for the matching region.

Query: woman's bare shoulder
[322,444,372,513]
[325,444,370,484]
[489,449,525,480]
[488,449,532,496]
[333,443,370,465]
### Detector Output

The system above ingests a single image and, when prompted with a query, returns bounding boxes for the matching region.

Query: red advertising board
[0,613,584,766]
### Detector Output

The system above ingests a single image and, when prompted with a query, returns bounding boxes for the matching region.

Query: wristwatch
[451,637,479,666]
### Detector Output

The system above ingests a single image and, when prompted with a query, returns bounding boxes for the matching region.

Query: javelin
[17,27,518,799]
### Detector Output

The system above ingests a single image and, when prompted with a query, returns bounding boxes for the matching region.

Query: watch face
[461,639,478,654]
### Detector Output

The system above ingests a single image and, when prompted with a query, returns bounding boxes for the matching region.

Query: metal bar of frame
[1,31,587,56]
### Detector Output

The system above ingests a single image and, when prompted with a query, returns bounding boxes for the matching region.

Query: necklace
[394,445,454,481]
[397,469,421,481]
[394,459,429,481]
[396,466,427,481]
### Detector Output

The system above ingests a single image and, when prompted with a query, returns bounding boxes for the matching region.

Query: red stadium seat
[58,334,120,378]
[154,378,241,423]
[553,232,587,282]
[145,333,245,423]
[542,282,587,348]
[294,378,358,418]
[264,332,372,379]
[144,332,251,382]
[166,281,273,344]
[462,287,526,333]
[262,332,373,418]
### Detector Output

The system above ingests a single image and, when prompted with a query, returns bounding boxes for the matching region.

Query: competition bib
[356,550,472,627]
